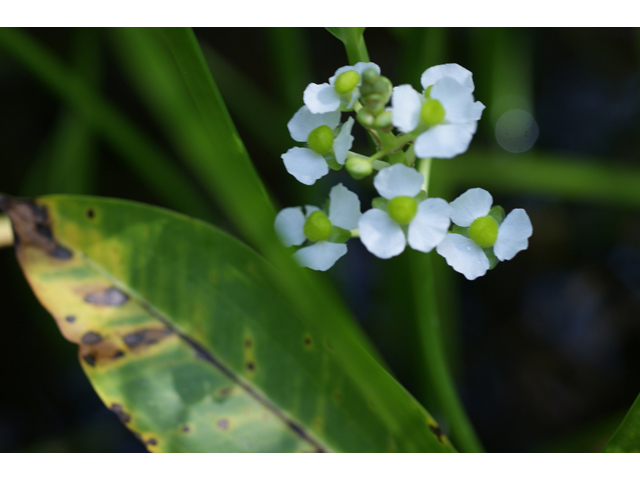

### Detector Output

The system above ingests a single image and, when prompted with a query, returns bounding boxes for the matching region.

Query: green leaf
[603,394,640,452]
[1,193,455,453]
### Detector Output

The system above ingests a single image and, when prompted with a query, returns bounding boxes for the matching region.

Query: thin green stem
[412,156,484,453]
[369,133,417,162]
[410,251,484,453]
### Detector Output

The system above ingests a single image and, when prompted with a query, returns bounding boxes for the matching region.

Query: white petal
[328,183,361,230]
[293,242,347,271]
[303,84,342,114]
[353,62,381,78]
[333,117,354,164]
[274,207,306,247]
[373,163,424,199]
[287,105,340,142]
[282,147,329,185]
[407,198,451,253]
[391,85,422,133]
[436,233,490,280]
[494,209,533,261]
[430,77,477,124]
[421,63,475,93]
[449,188,493,227]
[414,124,473,159]
[304,205,320,216]
[358,209,407,259]
[470,100,485,121]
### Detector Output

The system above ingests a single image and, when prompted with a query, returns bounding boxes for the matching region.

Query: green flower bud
[420,99,445,127]
[334,70,360,95]
[307,125,334,154]
[388,196,418,225]
[303,211,332,242]
[362,68,379,85]
[373,110,392,130]
[345,156,373,179]
[468,215,499,248]
[356,108,376,128]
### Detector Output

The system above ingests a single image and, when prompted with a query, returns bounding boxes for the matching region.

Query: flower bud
[345,156,373,180]
[362,68,379,85]
[356,108,376,128]
[373,110,392,130]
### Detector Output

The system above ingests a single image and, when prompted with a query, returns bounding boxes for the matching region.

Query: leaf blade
[2,194,455,453]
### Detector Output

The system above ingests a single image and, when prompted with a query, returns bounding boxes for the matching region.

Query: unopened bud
[345,156,373,179]
[373,110,392,130]
[356,108,376,128]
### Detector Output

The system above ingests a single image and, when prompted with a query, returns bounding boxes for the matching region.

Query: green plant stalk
[411,158,485,453]
[0,27,213,220]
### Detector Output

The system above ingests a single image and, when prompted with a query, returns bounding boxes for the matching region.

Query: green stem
[369,133,417,162]
[412,157,485,453]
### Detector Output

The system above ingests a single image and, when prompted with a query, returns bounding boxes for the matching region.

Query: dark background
[1,27,640,452]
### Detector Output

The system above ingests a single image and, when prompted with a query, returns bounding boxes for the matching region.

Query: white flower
[436,188,533,280]
[303,62,381,114]
[281,106,354,185]
[358,164,450,259]
[274,184,361,271]
[391,63,485,159]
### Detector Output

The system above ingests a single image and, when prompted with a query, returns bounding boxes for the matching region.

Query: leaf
[0,193,455,453]
[602,394,640,452]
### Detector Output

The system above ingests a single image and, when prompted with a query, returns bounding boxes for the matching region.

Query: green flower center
[420,99,445,127]
[469,215,499,248]
[334,70,360,95]
[307,125,334,155]
[388,196,418,225]
[303,211,332,242]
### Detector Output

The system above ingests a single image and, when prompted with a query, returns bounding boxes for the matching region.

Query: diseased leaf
[0,194,454,453]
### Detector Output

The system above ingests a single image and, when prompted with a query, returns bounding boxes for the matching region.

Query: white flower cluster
[275,62,533,279]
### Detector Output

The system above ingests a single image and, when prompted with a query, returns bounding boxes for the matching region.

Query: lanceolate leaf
[1,194,454,453]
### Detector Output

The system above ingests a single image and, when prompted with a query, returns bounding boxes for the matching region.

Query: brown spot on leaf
[123,328,173,350]
[244,338,253,349]
[146,438,158,446]
[429,423,445,443]
[110,403,131,423]
[84,287,128,306]
[0,196,73,259]
[333,391,342,403]
[246,361,256,372]
[86,208,95,219]
[216,419,229,430]
[79,337,124,366]
[181,425,191,433]
[303,335,313,348]
[81,331,102,345]
[82,353,96,366]
[65,315,76,323]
